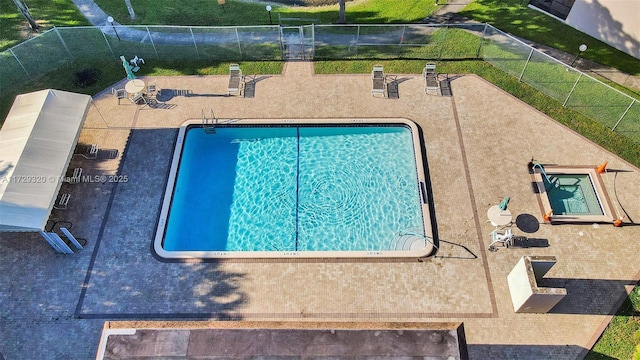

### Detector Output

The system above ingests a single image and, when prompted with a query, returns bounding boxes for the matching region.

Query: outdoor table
[487,205,512,227]
[125,79,145,94]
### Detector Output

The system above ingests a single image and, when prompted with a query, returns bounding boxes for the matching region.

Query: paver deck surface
[1,62,639,359]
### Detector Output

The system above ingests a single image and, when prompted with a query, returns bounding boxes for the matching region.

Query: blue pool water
[162,125,425,252]
[544,174,603,215]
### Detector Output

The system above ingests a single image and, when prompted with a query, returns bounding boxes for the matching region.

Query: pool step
[389,229,426,251]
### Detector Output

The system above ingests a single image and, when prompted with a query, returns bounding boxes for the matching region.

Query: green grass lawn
[586,284,640,360]
[459,0,640,76]
[93,0,434,26]
[0,0,90,50]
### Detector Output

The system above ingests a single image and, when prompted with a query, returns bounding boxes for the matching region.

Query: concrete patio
[1,61,639,359]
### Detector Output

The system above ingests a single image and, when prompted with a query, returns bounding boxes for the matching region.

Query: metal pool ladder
[202,108,217,134]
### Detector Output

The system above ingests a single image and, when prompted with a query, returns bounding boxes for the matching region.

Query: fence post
[190,27,200,59]
[311,24,315,59]
[100,29,116,58]
[9,48,32,80]
[476,23,488,59]
[356,25,360,57]
[399,25,406,57]
[279,26,285,60]
[235,27,243,59]
[518,47,534,82]
[563,72,582,107]
[146,26,159,59]
[611,99,636,131]
[53,27,72,59]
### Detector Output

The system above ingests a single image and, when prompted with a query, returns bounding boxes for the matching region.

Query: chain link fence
[481,26,639,142]
[1,23,637,143]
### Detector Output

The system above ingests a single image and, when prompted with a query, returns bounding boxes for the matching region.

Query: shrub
[73,68,100,88]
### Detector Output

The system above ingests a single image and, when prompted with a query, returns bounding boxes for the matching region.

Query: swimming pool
[532,165,616,223]
[154,118,434,259]
[544,174,602,215]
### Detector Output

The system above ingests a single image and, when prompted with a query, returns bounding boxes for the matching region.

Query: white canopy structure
[0,89,91,232]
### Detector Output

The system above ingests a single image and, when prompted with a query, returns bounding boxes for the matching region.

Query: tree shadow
[73,129,248,319]
[468,344,607,360]
[571,0,639,60]
[537,277,637,315]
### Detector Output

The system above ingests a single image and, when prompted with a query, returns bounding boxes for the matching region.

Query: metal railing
[1,23,638,143]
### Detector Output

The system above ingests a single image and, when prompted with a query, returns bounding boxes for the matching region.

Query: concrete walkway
[2,60,640,360]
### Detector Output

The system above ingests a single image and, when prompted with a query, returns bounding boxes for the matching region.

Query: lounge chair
[112,88,127,104]
[228,64,243,96]
[54,193,71,210]
[80,144,99,159]
[65,167,82,184]
[423,63,439,95]
[243,74,256,98]
[371,65,385,97]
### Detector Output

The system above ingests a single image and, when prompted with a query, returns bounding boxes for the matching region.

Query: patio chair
[112,87,127,105]
[130,55,144,67]
[146,80,157,94]
[130,92,149,106]
[488,228,515,251]
[423,63,439,95]
[228,64,243,95]
[371,65,385,97]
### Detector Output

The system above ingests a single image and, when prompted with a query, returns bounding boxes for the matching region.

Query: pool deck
[1,62,639,359]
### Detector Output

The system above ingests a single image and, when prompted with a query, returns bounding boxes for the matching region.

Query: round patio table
[487,205,513,227]
[125,79,145,94]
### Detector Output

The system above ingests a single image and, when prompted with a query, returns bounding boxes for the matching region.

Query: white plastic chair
[130,55,145,67]
[488,228,514,251]
[112,87,127,104]
[130,92,148,106]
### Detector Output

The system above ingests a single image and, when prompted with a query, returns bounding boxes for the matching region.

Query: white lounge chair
[423,63,439,95]
[65,167,82,184]
[54,193,71,210]
[228,64,243,95]
[371,65,385,97]
[80,144,99,159]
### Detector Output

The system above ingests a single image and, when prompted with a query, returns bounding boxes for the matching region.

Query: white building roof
[0,89,91,231]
